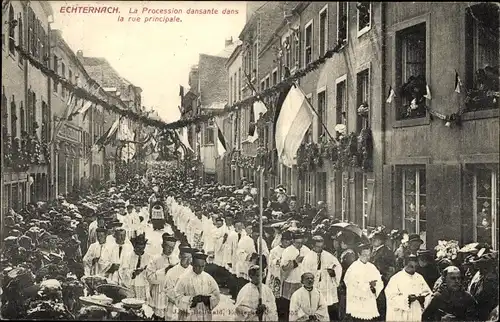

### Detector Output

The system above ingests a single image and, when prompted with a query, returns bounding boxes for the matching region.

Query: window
[204,119,215,145]
[233,74,237,103]
[336,77,347,126]
[260,79,265,92]
[319,5,328,56]
[53,56,59,93]
[357,2,371,34]
[28,91,36,134]
[294,32,301,69]
[402,167,427,244]
[356,69,370,131]
[18,14,23,63]
[1,91,7,132]
[465,3,499,112]
[317,90,326,138]
[69,70,73,85]
[473,166,499,249]
[8,5,15,55]
[19,102,25,133]
[265,76,270,90]
[341,172,349,221]
[238,68,241,100]
[304,173,315,205]
[317,172,327,203]
[305,94,313,142]
[42,101,49,142]
[229,76,233,104]
[337,2,348,45]
[61,63,66,98]
[253,42,258,77]
[272,69,278,86]
[10,99,17,138]
[397,23,427,120]
[283,35,291,68]
[27,7,34,55]
[304,21,313,66]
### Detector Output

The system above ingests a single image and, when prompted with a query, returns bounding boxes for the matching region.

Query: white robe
[222,229,239,273]
[189,216,204,248]
[236,235,269,280]
[344,259,383,320]
[235,282,278,321]
[266,245,286,297]
[87,220,98,248]
[99,242,133,284]
[119,249,152,301]
[83,242,107,276]
[385,270,432,322]
[174,269,221,321]
[213,225,228,266]
[164,264,191,320]
[289,287,329,322]
[302,250,342,306]
[202,217,216,254]
[146,253,180,317]
[281,245,311,284]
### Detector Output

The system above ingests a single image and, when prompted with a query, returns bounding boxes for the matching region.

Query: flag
[95,117,120,149]
[424,84,432,100]
[177,127,194,152]
[273,70,293,134]
[455,71,463,93]
[215,121,227,157]
[386,86,396,103]
[247,101,268,143]
[275,85,314,168]
[121,142,136,161]
[179,85,184,97]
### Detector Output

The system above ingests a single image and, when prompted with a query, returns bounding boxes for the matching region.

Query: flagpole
[258,166,264,322]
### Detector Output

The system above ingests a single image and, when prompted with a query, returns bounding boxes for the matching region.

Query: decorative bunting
[455,71,463,94]
[386,86,396,103]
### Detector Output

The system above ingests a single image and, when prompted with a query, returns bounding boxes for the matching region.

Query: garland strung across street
[14,41,343,131]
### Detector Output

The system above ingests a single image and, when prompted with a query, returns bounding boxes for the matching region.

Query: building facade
[2,0,53,213]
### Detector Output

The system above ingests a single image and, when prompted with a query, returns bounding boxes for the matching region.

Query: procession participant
[235,265,278,321]
[227,218,247,299]
[267,230,292,313]
[146,233,180,318]
[82,228,108,276]
[163,246,194,320]
[221,213,238,273]
[395,234,423,270]
[344,243,383,321]
[468,252,499,321]
[100,227,132,284]
[213,216,228,268]
[151,201,166,231]
[369,230,396,320]
[270,222,284,249]
[119,233,151,301]
[191,208,205,250]
[203,214,218,255]
[416,250,440,289]
[281,230,311,319]
[116,202,127,223]
[422,266,478,321]
[385,255,431,322]
[311,201,328,227]
[302,235,342,321]
[174,252,221,321]
[123,203,139,240]
[289,272,329,322]
[87,212,106,248]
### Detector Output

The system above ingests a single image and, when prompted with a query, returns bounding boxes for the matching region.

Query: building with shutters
[381,2,499,249]
[1,1,53,213]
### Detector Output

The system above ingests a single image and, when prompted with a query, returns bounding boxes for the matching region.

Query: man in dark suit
[370,231,396,321]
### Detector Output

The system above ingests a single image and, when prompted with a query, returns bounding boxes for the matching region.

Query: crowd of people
[0,161,499,321]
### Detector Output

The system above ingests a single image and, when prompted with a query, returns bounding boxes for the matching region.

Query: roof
[215,40,243,58]
[225,44,243,68]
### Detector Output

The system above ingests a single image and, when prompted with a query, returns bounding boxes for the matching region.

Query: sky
[51,1,247,123]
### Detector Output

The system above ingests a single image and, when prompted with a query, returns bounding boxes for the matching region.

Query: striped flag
[455,71,463,93]
[214,120,227,157]
[386,86,396,103]
[275,85,314,168]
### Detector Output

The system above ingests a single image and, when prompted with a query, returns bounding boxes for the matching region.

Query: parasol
[330,222,364,238]
[96,284,135,303]
[459,243,480,253]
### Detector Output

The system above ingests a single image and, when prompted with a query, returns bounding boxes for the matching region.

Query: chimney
[225,37,233,47]
[77,50,83,59]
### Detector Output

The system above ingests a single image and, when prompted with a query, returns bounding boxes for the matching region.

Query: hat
[126,204,134,208]
[215,217,224,223]
[96,228,107,234]
[292,231,305,240]
[370,231,387,241]
[130,233,148,247]
[471,251,498,264]
[162,233,177,243]
[357,242,372,251]
[192,252,208,261]
[248,265,260,276]
[408,234,423,244]
[179,246,193,254]
[281,230,293,240]
[417,250,433,258]
[312,235,324,243]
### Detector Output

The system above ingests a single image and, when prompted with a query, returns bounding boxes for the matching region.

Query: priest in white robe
[344,243,384,321]
[222,214,240,274]
[212,216,228,267]
[302,235,342,321]
[281,231,311,304]
[385,255,431,322]
[236,224,270,281]
[83,228,108,276]
[119,233,152,301]
[202,215,217,254]
[146,233,180,318]
[100,227,132,284]
[87,214,106,249]
[174,252,221,321]
[289,272,329,322]
[163,246,193,320]
[235,265,278,321]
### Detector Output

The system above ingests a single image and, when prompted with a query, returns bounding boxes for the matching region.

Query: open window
[357,2,371,36]
[304,20,313,66]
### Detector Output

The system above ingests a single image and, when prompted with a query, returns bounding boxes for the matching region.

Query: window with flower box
[8,5,15,56]
[337,2,348,45]
[317,90,326,138]
[402,167,427,244]
[472,166,499,249]
[396,22,428,120]
[319,5,328,57]
[304,20,313,66]
[465,3,499,112]
[204,119,215,145]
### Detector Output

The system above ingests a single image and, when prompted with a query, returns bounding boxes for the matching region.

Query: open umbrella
[330,222,364,238]
[459,242,479,253]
